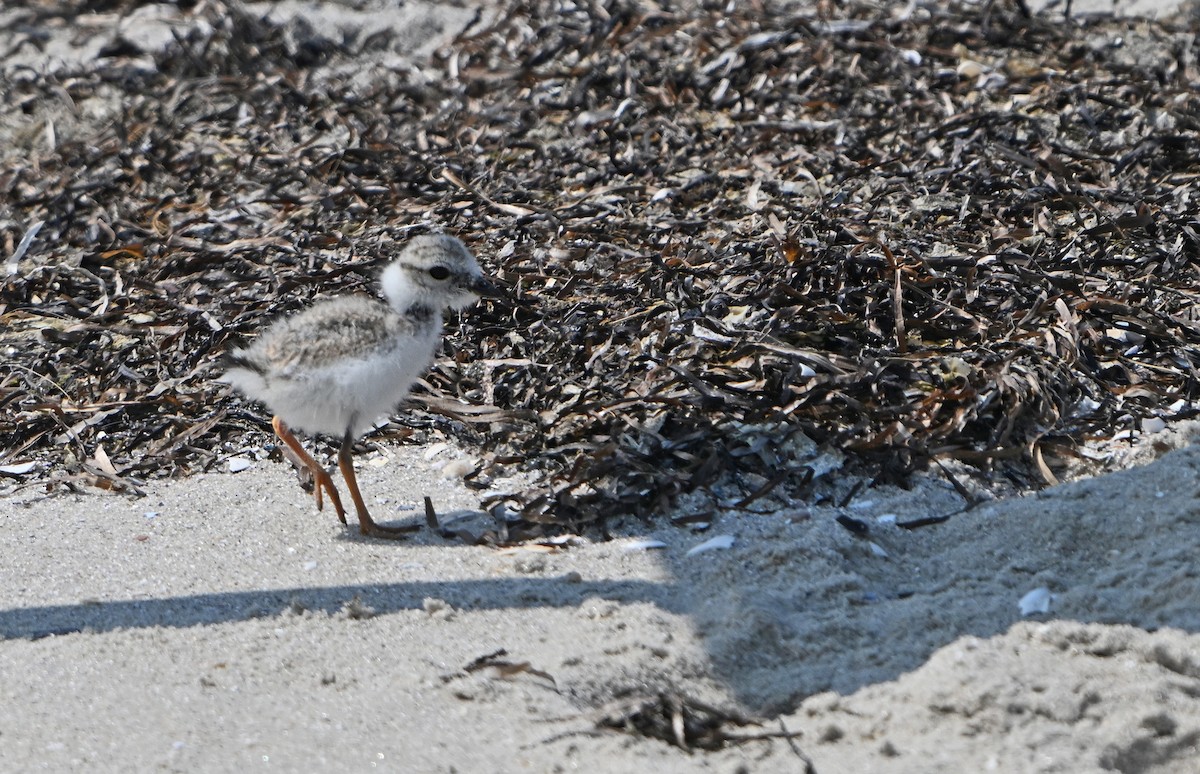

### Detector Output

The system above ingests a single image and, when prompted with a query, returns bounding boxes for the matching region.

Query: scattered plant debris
[4,0,1200,531]
[595,692,808,754]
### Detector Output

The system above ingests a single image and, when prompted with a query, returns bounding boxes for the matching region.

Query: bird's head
[381,234,499,312]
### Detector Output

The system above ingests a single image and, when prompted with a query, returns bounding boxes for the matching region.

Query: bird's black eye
[429,266,451,280]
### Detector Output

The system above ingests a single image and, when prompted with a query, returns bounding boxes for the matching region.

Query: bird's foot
[272,415,348,525]
[312,467,348,525]
[358,519,420,540]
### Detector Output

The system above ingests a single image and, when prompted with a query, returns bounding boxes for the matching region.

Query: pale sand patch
[3,433,1199,771]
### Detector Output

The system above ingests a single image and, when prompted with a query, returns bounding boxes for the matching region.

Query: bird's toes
[361,523,420,540]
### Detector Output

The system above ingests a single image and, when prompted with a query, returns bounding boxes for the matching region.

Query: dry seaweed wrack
[4,0,1200,529]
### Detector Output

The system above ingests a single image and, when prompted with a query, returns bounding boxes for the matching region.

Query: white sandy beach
[3,1,1199,771]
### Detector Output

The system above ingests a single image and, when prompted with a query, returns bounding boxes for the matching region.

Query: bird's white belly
[267,336,437,437]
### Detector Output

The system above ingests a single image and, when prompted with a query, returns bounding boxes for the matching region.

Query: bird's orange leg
[271,416,347,525]
[337,433,418,540]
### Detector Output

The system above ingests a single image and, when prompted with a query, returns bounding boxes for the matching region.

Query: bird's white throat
[380,262,418,313]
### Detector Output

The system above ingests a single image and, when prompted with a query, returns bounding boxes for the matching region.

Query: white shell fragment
[227,457,253,473]
[957,59,987,79]
[623,539,668,552]
[0,461,37,475]
[868,541,889,558]
[440,458,476,478]
[686,534,736,557]
[1018,587,1054,616]
[423,442,449,461]
[1141,417,1167,434]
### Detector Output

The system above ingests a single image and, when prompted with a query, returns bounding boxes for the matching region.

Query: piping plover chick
[222,234,496,539]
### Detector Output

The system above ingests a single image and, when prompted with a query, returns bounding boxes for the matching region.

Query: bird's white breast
[247,316,442,437]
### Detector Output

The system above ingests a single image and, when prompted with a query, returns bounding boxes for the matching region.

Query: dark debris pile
[594,692,809,756]
[4,0,1200,527]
